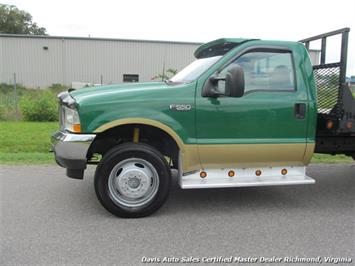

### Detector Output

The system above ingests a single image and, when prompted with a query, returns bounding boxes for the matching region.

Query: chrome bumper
[51,131,96,179]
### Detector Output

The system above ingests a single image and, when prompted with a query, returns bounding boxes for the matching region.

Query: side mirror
[202,65,245,98]
[202,76,224,98]
[225,65,245,97]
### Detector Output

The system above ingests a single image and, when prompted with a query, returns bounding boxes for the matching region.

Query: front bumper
[51,131,96,179]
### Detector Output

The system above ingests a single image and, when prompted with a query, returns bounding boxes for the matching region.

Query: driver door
[195,47,308,169]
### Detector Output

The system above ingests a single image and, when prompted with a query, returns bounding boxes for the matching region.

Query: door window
[218,50,296,93]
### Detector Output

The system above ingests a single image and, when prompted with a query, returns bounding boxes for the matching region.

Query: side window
[218,50,296,93]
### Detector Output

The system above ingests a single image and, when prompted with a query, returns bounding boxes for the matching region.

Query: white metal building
[0,34,201,88]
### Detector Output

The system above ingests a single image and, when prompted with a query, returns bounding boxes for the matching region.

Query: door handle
[295,103,306,119]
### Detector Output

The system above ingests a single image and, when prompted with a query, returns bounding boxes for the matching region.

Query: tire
[94,143,171,218]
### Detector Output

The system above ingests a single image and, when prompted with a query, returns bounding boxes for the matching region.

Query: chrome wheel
[108,158,160,208]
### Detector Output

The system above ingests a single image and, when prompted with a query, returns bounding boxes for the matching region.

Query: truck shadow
[157,164,355,217]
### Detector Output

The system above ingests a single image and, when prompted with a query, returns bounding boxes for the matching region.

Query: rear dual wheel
[94,143,171,218]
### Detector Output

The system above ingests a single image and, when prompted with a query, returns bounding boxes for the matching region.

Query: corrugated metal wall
[0,35,200,88]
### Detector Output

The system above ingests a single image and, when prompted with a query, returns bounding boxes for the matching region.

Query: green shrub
[20,91,58,121]
[0,105,6,120]
[0,83,27,96]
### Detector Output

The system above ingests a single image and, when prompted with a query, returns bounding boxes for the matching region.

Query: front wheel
[94,143,171,218]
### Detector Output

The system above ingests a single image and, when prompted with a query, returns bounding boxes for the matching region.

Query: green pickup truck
[52,28,355,217]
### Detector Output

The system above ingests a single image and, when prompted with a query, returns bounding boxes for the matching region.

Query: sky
[3,0,355,76]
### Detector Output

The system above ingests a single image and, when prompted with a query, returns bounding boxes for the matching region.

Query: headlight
[62,106,81,133]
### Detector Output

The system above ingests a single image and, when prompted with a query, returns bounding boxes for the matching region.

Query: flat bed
[300,28,355,158]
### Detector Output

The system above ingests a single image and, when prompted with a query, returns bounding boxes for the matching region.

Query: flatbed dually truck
[52,28,355,218]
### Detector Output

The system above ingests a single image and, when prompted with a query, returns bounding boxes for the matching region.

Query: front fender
[93,116,186,151]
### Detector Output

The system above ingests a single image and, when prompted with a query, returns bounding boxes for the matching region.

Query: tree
[0,4,46,35]
[152,68,177,81]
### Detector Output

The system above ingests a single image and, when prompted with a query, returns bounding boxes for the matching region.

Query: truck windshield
[170,56,222,83]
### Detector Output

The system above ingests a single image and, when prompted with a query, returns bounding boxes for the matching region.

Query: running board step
[180,166,315,189]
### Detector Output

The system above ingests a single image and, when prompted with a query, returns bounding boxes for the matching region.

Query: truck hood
[69,82,169,104]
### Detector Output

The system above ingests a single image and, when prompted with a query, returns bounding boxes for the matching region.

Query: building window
[123,74,139,83]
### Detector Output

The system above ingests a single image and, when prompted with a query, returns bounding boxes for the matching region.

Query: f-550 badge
[169,104,192,111]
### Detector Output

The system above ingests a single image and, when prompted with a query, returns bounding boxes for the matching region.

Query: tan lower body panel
[94,118,315,172]
[181,145,201,172]
[181,143,315,172]
[303,142,316,165]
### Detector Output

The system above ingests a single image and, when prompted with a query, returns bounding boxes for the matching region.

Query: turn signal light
[228,170,235,177]
[73,124,81,133]
[281,169,288,175]
[200,171,207,178]
[326,120,333,129]
[255,170,262,176]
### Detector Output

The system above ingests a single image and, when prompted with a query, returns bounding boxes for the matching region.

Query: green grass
[0,121,58,164]
[0,152,54,164]
[0,121,353,165]
[311,153,353,163]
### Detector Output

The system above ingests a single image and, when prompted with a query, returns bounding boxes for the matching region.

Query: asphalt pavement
[1,164,354,265]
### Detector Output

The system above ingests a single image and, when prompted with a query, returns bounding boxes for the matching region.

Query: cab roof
[194,38,255,59]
